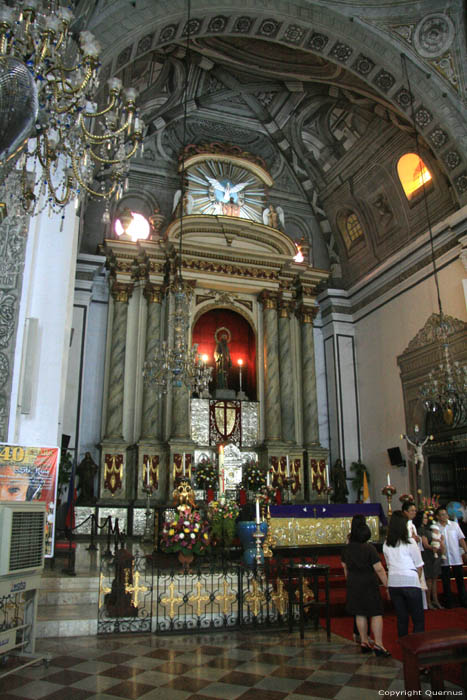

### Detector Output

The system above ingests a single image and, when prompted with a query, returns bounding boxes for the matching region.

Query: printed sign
[0,444,60,557]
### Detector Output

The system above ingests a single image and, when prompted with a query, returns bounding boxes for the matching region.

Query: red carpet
[326,608,467,686]
[314,554,467,687]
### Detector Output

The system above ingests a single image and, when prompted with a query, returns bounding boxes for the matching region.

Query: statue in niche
[331,458,348,503]
[214,326,232,390]
[263,203,285,230]
[76,452,98,504]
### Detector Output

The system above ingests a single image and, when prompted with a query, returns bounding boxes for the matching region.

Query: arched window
[397,153,432,201]
[337,210,364,250]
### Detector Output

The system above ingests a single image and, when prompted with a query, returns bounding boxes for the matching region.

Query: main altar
[92,143,332,538]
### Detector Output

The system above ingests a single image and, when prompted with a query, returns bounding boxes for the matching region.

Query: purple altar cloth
[270,502,387,526]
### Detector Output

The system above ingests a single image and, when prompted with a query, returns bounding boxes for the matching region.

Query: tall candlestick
[219,444,224,495]
[255,498,260,524]
[238,358,243,392]
[387,472,391,486]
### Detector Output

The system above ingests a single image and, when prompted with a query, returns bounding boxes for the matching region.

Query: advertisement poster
[0,444,60,557]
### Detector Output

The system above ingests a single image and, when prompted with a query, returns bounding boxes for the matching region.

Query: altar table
[269,503,386,546]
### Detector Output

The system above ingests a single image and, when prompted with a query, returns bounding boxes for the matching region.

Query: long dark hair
[349,514,366,543]
[386,510,410,547]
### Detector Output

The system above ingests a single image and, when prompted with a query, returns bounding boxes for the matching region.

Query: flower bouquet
[160,505,211,557]
[258,484,275,506]
[381,484,397,497]
[242,458,267,492]
[399,493,415,503]
[193,457,218,490]
[208,499,240,548]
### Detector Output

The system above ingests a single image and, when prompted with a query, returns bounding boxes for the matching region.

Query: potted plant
[160,505,211,569]
[207,499,240,550]
[349,460,370,502]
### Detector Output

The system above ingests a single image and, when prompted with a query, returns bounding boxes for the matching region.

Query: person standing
[383,510,425,638]
[342,523,390,656]
[434,506,467,608]
[414,510,444,609]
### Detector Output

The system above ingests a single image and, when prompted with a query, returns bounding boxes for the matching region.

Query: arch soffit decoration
[90,0,467,201]
[192,302,257,340]
[165,214,298,258]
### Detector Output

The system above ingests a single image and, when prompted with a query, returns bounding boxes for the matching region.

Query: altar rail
[97,555,315,635]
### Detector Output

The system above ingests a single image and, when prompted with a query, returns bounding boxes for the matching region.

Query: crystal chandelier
[419,316,466,423]
[142,0,211,397]
[0,1,143,216]
[400,56,467,425]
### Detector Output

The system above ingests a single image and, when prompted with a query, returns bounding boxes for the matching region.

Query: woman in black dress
[342,523,390,655]
[414,510,444,609]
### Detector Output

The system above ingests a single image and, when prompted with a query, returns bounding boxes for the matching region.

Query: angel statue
[401,425,434,476]
[263,203,285,230]
[172,189,194,217]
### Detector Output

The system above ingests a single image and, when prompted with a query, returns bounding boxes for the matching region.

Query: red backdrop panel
[193,309,256,399]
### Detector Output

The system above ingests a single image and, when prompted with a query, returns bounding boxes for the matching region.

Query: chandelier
[400,57,467,425]
[0,1,143,216]
[142,0,211,397]
[419,316,466,423]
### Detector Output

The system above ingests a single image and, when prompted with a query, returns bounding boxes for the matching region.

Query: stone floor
[1,627,465,700]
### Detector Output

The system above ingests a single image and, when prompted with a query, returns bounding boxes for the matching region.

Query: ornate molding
[295,302,318,324]
[111,281,134,303]
[258,289,279,310]
[143,283,163,304]
[403,313,467,353]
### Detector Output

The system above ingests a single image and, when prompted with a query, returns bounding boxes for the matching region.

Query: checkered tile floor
[1,629,464,700]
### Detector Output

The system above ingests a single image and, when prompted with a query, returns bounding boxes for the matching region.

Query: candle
[145,458,150,487]
[267,470,270,487]
[219,445,224,495]
[182,452,186,476]
[325,462,330,487]
[286,455,290,477]
[387,472,391,486]
[255,498,260,524]
[238,358,243,393]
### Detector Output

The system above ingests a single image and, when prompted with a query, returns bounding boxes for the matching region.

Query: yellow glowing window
[337,211,364,250]
[397,153,432,200]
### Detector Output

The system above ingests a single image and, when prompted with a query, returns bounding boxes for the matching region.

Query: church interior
[0,0,467,696]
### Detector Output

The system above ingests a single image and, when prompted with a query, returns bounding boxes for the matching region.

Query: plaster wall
[355,258,467,509]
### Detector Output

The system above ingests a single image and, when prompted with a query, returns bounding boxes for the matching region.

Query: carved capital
[258,289,279,310]
[111,281,134,303]
[278,298,294,318]
[296,303,318,324]
[143,283,163,304]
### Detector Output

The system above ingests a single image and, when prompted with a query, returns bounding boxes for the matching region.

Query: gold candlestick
[262,505,276,558]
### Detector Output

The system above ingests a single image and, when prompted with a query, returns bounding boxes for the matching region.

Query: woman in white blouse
[383,510,425,637]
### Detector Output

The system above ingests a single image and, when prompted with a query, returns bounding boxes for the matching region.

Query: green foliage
[349,460,370,499]
[58,451,73,487]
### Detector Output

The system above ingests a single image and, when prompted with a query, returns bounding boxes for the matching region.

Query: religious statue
[262,203,285,230]
[331,458,348,503]
[104,544,138,618]
[214,326,232,390]
[172,480,197,510]
[76,451,98,504]
[401,426,434,476]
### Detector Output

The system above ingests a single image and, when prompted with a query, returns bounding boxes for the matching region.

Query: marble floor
[1,628,465,700]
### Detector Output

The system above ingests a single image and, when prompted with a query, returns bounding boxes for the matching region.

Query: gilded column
[278,299,295,443]
[104,281,133,440]
[259,290,281,441]
[141,284,163,440]
[297,303,319,445]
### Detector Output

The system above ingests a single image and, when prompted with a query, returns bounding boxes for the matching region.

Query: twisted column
[104,281,133,440]
[141,284,163,440]
[278,299,295,443]
[259,290,281,441]
[297,303,319,445]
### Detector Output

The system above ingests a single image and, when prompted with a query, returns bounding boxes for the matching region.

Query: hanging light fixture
[0,1,143,216]
[142,0,212,396]
[400,57,467,424]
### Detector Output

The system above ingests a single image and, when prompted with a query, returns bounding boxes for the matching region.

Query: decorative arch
[90,0,467,202]
[192,307,257,400]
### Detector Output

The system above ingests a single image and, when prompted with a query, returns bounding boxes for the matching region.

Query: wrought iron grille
[97,556,308,635]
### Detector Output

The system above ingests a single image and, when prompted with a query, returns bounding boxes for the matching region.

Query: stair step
[36,604,98,638]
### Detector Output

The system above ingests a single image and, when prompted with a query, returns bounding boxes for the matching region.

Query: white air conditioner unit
[0,502,46,576]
